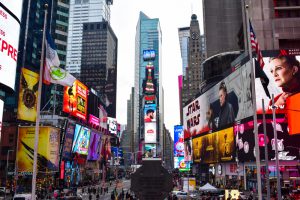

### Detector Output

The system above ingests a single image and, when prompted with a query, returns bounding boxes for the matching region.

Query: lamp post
[5,150,14,199]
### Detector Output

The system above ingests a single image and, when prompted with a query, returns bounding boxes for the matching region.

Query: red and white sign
[144,122,156,143]
[88,114,100,128]
[0,2,23,91]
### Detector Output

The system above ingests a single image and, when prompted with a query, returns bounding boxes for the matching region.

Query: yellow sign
[17,126,60,173]
[17,68,39,122]
[225,189,240,199]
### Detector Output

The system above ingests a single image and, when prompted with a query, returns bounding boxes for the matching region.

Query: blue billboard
[174,156,190,172]
[174,125,184,157]
[143,49,156,61]
[72,124,91,155]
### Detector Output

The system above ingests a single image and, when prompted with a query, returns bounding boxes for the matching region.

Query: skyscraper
[66,0,112,76]
[178,27,190,77]
[134,12,163,158]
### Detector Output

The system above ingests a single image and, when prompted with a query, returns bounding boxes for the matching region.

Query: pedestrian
[89,193,92,200]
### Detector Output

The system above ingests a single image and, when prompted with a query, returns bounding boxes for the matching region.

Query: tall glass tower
[133,12,163,157]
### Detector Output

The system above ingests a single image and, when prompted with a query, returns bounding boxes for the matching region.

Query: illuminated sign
[174,125,184,157]
[63,80,88,121]
[72,124,91,155]
[62,121,75,160]
[87,131,101,160]
[144,95,156,104]
[144,144,156,158]
[107,117,117,135]
[143,49,156,61]
[144,104,156,122]
[144,122,156,143]
[174,156,190,171]
[184,139,192,162]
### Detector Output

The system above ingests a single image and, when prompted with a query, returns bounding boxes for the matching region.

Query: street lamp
[5,150,14,199]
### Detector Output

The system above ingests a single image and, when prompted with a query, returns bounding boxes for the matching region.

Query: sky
[110,0,203,135]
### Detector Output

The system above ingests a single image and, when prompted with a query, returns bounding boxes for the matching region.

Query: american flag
[249,21,265,68]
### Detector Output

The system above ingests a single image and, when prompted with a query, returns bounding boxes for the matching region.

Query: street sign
[131,158,173,200]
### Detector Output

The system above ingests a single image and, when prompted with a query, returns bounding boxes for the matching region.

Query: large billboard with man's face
[183,61,253,137]
[255,53,300,135]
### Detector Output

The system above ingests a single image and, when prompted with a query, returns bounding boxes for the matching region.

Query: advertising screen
[144,122,157,143]
[235,119,300,162]
[17,68,39,122]
[143,63,156,95]
[100,136,111,162]
[144,144,156,158]
[144,95,156,104]
[174,125,184,157]
[144,104,156,122]
[62,121,75,160]
[0,1,23,92]
[88,114,100,128]
[184,139,193,162]
[255,54,300,135]
[17,126,60,173]
[143,49,156,61]
[174,156,190,171]
[192,127,234,164]
[99,104,107,130]
[87,131,101,160]
[183,61,253,137]
[72,124,91,155]
[63,80,88,121]
[107,117,117,135]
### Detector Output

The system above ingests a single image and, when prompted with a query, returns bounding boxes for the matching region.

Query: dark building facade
[80,21,118,118]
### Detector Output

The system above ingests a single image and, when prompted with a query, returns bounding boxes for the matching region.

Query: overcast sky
[111,0,203,135]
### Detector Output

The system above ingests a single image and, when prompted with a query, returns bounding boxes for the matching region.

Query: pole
[245,4,262,200]
[262,99,270,199]
[271,94,282,200]
[32,4,48,200]
[5,150,13,199]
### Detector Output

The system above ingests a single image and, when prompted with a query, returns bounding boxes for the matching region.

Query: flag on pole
[44,32,76,86]
[249,21,265,69]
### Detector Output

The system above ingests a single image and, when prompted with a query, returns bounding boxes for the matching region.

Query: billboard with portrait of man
[144,104,156,122]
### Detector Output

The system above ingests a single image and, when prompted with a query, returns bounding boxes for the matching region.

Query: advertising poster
[87,131,101,160]
[144,122,157,143]
[182,177,196,192]
[174,156,190,171]
[62,121,75,160]
[174,125,184,157]
[100,136,112,163]
[255,54,300,135]
[17,68,39,122]
[144,104,156,122]
[99,104,107,130]
[144,95,156,104]
[183,61,253,137]
[17,126,60,173]
[144,144,156,158]
[72,124,91,155]
[0,1,23,92]
[192,127,234,164]
[88,114,100,128]
[235,119,300,162]
[107,117,117,135]
[63,80,88,121]
[184,139,193,162]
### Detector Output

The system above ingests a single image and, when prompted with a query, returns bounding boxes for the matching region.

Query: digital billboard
[63,80,88,121]
[17,126,60,173]
[192,127,234,164]
[235,119,300,162]
[143,49,156,61]
[0,1,23,92]
[255,54,300,135]
[144,122,156,143]
[174,157,190,172]
[144,104,156,122]
[100,136,111,163]
[72,124,91,155]
[144,144,156,158]
[184,139,192,162]
[99,104,107,130]
[87,131,101,160]
[143,63,156,95]
[17,68,39,122]
[62,121,75,160]
[107,117,117,135]
[144,95,156,104]
[174,125,184,157]
[183,61,253,137]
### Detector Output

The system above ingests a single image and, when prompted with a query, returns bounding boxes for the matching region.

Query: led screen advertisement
[107,117,117,135]
[174,157,190,172]
[62,121,76,160]
[99,104,107,130]
[235,119,300,162]
[183,61,253,137]
[63,80,88,121]
[17,126,60,173]
[174,125,184,157]
[144,104,156,122]
[255,54,300,135]
[192,127,234,164]
[184,139,192,162]
[72,124,91,155]
[0,1,23,92]
[17,68,39,122]
[87,131,101,160]
[144,122,157,143]
[143,49,156,61]
[144,144,156,158]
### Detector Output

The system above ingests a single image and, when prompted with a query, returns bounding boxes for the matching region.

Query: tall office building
[181,14,205,106]
[80,21,118,117]
[178,27,190,77]
[203,0,243,58]
[134,12,163,157]
[66,0,112,76]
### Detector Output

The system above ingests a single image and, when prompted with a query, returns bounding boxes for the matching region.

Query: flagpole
[262,99,270,200]
[245,4,262,200]
[32,4,48,199]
